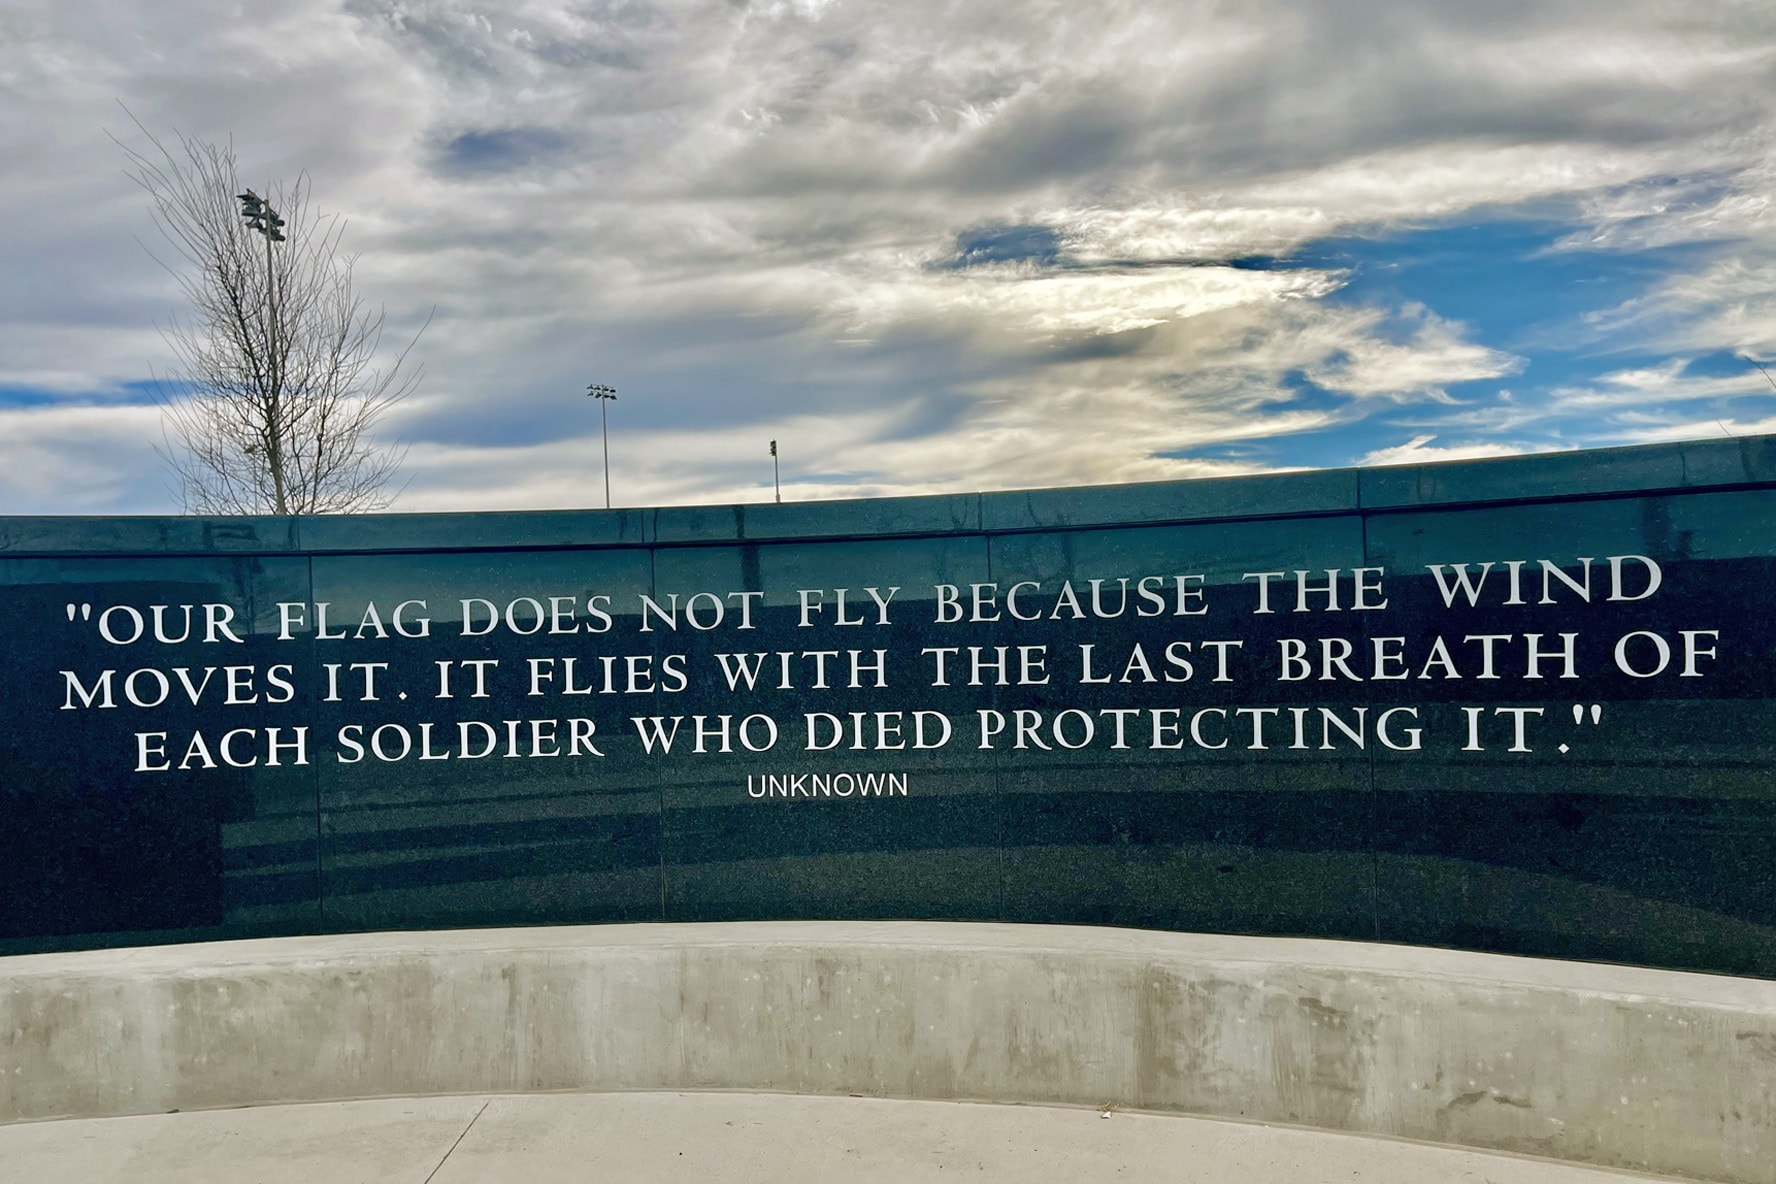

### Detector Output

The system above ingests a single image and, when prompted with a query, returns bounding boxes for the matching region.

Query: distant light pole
[770,439,780,503]
[586,383,617,508]
[237,188,288,513]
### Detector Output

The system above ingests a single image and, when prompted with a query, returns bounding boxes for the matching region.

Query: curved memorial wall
[3,435,1774,977]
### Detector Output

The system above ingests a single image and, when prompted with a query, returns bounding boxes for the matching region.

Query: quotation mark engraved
[1558,704,1605,753]
[64,602,91,622]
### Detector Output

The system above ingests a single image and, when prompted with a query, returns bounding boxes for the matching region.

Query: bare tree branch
[115,113,424,515]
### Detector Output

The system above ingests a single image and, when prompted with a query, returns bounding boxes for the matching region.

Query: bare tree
[118,123,425,515]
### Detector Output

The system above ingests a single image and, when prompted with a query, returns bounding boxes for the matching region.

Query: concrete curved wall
[3,923,1773,1183]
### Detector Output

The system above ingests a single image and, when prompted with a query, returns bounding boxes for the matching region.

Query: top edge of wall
[3,435,1775,557]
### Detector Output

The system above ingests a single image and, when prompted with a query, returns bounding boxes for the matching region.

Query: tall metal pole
[771,439,780,503]
[239,189,287,513]
[263,224,280,512]
[587,384,617,508]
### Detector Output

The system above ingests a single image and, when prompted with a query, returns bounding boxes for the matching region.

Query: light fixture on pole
[586,383,617,509]
[770,439,780,503]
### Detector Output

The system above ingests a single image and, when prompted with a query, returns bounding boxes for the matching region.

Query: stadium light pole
[236,188,288,512]
[587,383,617,508]
[770,439,780,503]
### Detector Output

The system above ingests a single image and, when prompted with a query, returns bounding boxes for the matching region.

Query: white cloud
[4,0,1776,513]
[1612,413,1776,444]
[0,404,170,513]
[1304,304,1523,399]
[391,288,1527,507]
[1060,205,1335,264]
[1587,256,1776,358]
[1357,434,1537,467]
[1546,360,1769,407]
[833,262,1343,341]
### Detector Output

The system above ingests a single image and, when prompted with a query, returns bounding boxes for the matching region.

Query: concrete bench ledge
[3,922,1773,1183]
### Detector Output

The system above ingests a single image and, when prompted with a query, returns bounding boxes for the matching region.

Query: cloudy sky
[2,0,1775,515]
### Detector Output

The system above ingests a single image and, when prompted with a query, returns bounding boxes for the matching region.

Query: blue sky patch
[0,380,163,409]
[1212,217,1775,463]
[434,127,577,178]
[936,223,1063,270]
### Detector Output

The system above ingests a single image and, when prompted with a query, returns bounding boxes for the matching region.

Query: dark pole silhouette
[587,384,617,508]
[237,189,288,512]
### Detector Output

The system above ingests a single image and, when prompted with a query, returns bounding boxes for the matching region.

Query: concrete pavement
[7,923,1772,1181]
[0,1090,1703,1184]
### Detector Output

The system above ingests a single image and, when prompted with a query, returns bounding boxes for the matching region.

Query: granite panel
[0,555,318,954]
[0,516,299,556]
[308,548,662,931]
[650,493,981,545]
[1354,436,1776,510]
[297,507,647,553]
[2,436,1775,976]
[651,535,1001,921]
[985,516,1377,939]
[1365,491,1776,975]
[1672,434,1776,488]
[980,468,1359,532]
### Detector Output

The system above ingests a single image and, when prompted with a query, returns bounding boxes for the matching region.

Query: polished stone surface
[2,435,1775,979]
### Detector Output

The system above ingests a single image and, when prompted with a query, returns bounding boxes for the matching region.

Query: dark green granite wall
[5,435,1774,976]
